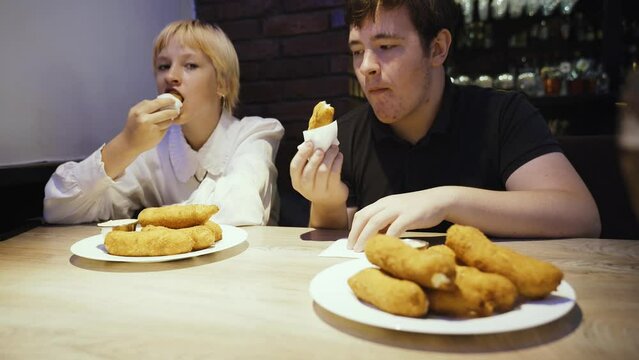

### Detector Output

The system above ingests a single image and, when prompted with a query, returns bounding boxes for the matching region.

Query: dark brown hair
[345,0,461,53]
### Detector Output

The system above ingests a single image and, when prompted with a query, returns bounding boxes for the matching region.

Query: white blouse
[43,111,284,226]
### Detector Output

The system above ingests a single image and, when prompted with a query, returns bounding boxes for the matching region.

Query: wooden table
[1,225,638,359]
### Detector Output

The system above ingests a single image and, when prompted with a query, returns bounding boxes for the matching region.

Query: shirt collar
[168,111,236,183]
[371,76,455,145]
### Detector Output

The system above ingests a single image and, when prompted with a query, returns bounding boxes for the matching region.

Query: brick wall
[195,0,362,144]
[195,0,363,225]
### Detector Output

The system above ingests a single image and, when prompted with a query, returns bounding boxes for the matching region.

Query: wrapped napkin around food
[301,101,339,152]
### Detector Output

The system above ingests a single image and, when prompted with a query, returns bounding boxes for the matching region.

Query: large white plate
[70,224,247,263]
[309,259,576,335]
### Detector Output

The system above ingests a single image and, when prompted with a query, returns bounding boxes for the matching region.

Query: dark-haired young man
[290,0,600,251]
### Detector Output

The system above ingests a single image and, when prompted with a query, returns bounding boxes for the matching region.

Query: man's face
[348,6,432,125]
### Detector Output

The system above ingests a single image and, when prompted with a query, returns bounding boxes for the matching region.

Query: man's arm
[347,152,601,251]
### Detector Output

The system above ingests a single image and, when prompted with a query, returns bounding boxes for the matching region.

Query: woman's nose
[165,66,181,84]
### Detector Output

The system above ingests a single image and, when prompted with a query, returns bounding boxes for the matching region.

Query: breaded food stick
[423,244,457,258]
[428,266,518,317]
[348,268,428,317]
[446,224,563,299]
[143,224,215,250]
[365,234,457,290]
[308,101,334,130]
[104,229,193,256]
[138,204,219,229]
[203,221,223,242]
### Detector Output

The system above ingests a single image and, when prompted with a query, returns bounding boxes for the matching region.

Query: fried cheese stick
[104,229,193,256]
[138,204,219,229]
[445,224,563,299]
[348,268,428,317]
[143,224,216,251]
[365,234,457,290]
[427,266,518,317]
[203,221,223,242]
[307,101,334,130]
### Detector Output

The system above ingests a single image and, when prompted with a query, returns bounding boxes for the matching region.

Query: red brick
[281,32,349,56]
[240,81,282,103]
[262,57,328,79]
[234,39,280,61]
[265,100,319,122]
[282,0,345,12]
[240,61,261,81]
[330,54,352,74]
[196,0,279,21]
[219,19,262,40]
[281,76,350,100]
[330,8,346,28]
[264,12,330,36]
[235,103,266,119]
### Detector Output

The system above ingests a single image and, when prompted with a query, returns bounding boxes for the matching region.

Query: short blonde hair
[153,20,239,113]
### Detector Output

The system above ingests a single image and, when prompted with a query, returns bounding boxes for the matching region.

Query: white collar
[168,111,237,183]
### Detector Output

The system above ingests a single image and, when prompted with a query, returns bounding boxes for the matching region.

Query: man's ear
[429,29,452,67]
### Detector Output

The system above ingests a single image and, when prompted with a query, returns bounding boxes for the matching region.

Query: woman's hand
[121,97,180,154]
[101,96,179,179]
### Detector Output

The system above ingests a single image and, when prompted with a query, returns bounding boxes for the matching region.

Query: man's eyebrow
[349,32,403,47]
[373,32,403,40]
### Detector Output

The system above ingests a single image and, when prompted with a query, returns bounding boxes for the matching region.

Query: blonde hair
[153,20,239,113]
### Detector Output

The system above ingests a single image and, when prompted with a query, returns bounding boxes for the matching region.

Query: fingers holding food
[428,266,518,318]
[365,234,457,290]
[445,224,563,299]
[348,268,428,317]
[104,229,193,256]
[138,204,219,229]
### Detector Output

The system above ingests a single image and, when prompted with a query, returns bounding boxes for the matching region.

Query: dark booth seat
[558,135,639,239]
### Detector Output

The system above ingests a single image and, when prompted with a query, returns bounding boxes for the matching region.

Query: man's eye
[380,44,397,50]
[351,49,363,56]
[157,64,170,71]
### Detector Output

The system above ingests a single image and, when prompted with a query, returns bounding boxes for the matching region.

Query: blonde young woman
[44,20,284,225]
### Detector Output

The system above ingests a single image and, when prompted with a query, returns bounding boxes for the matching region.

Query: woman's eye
[185,63,199,70]
[351,49,363,56]
[157,64,170,71]
[380,44,396,50]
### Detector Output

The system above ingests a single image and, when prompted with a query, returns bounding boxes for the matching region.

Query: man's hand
[347,187,454,252]
[290,142,348,206]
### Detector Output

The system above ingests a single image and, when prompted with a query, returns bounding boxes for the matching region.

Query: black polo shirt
[337,80,561,230]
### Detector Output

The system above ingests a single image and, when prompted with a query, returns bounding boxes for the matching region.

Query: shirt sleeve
[42,146,150,224]
[187,117,284,226]
[499,93,562,182]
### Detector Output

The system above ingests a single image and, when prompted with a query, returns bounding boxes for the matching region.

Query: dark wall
[195,0,362,225]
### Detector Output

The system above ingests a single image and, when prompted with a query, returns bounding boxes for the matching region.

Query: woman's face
[154,38,221,125]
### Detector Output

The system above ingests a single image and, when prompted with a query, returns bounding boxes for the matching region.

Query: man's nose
[359,50,380,76]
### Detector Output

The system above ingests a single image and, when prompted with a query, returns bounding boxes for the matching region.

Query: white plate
[70,224,247,263]
[309,259,576,335]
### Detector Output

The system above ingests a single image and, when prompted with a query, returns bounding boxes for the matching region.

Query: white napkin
[318,238,429,259]
[318,239,366,259]
[302,121,339,152]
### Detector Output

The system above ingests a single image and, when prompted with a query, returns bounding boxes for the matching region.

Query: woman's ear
[429,29,452,67]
